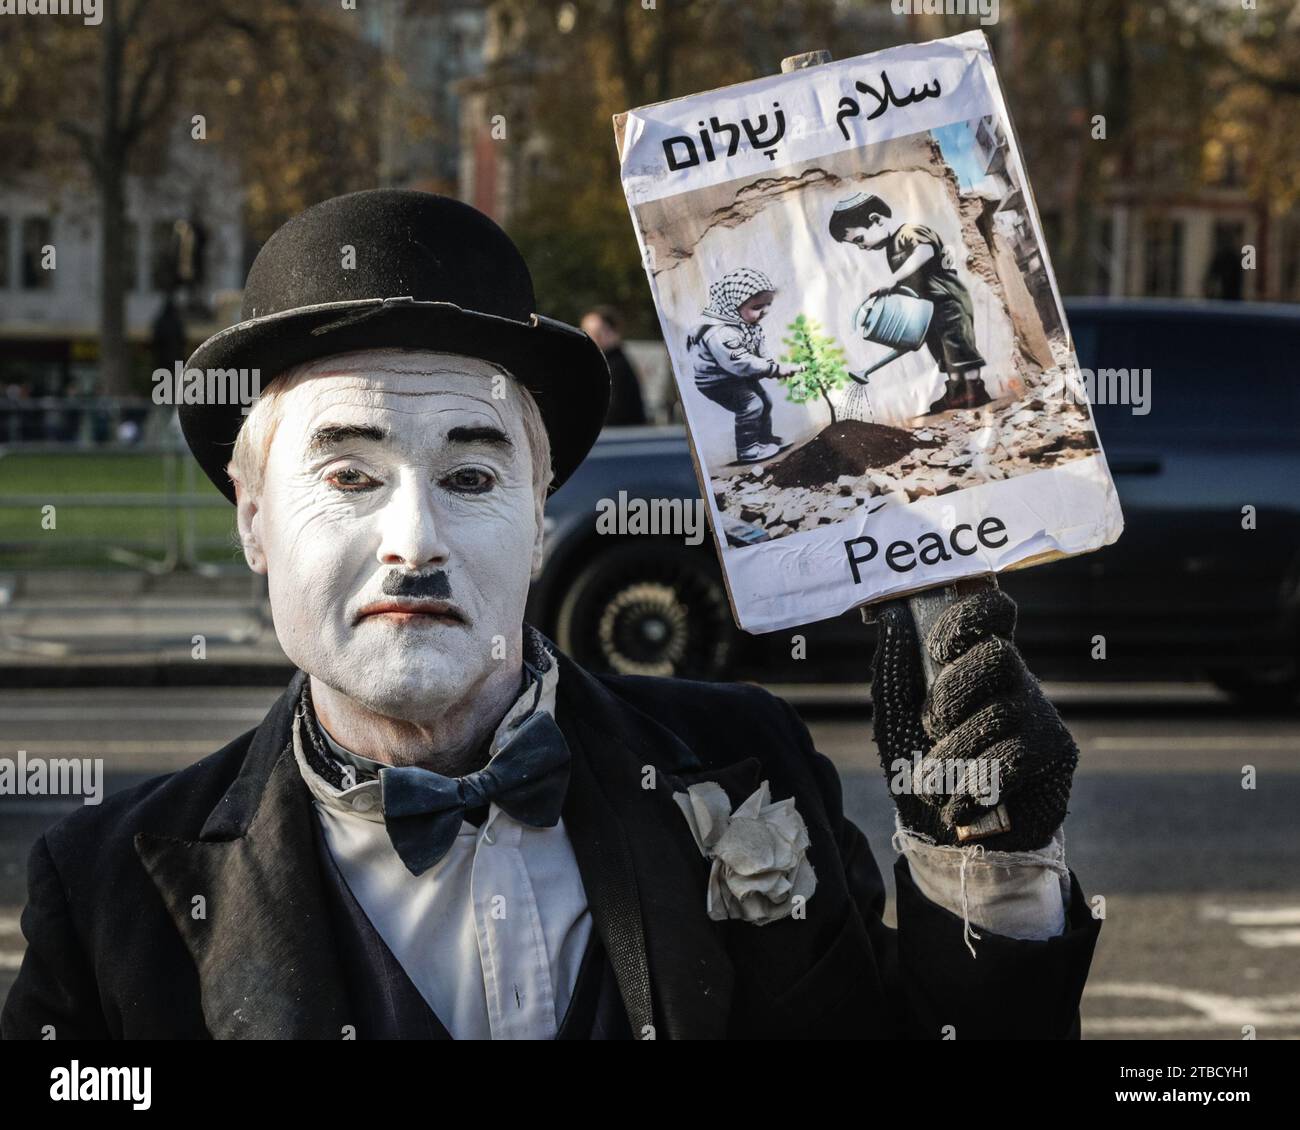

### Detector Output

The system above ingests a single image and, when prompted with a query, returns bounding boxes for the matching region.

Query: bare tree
[0,0,389,395]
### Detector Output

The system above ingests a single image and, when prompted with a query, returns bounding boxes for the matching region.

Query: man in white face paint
[235,352,546,776]
[4,191,1100,1042]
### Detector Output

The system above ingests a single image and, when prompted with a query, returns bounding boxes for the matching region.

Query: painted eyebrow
[306,423,389,456]
[446,424,513,449]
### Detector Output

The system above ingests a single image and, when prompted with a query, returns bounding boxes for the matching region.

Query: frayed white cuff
[894,813,1070,957]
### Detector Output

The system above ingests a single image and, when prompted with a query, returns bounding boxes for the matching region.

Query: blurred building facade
[989,7,1298,304]
[363,0,488,195]
[0,121,244,394]
[4,0,1299,400]
[449,0,1299,303]
[455,2,542,225]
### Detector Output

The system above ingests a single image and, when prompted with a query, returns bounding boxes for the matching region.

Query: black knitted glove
[870,588,1078,852]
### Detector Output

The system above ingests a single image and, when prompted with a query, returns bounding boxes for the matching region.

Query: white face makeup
[242,351,542,724]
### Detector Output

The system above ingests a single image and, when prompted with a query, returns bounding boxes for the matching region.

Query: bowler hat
[181,189,610,502]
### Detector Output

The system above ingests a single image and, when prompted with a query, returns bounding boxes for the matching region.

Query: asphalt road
[1,682,1296,1040]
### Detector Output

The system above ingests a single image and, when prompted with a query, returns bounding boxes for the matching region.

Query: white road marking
[1201,903,1300,947]
[1087,982,1300,1033]
[1203,906,1300,926]
[1086,1014,1300,1034]
[1238,929,1300,948]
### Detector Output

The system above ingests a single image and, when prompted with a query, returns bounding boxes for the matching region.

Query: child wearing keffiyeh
[686,267,804,463]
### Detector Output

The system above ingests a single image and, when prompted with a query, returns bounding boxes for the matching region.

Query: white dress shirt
[292,639,1070,1039]
[293,650,592,1040]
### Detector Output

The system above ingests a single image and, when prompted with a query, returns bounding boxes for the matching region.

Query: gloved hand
[870,587,1078,852]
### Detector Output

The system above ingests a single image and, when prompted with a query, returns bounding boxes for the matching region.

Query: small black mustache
[380,571,452,600]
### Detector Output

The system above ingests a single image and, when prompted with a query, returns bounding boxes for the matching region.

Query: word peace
[844,515,1008,581]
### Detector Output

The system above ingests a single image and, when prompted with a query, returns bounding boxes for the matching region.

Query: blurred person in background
[581,305,648,426]
[151,292,186,377]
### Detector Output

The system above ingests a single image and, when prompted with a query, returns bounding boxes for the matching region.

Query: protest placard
[616,31,1124,633]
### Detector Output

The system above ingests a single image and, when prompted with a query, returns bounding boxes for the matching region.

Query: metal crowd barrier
[0,398,234,574]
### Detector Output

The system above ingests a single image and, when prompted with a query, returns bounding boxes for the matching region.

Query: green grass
[0,452,240,569]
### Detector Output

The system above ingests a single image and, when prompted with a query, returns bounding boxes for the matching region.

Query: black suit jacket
[1,649,1100,1040]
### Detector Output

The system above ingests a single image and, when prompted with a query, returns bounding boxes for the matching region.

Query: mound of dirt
[767,420,918,488]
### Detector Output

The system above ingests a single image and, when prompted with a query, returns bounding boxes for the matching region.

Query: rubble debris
[1024,429,1100,462]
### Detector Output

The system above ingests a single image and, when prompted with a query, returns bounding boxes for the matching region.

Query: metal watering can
[849,286,934,385]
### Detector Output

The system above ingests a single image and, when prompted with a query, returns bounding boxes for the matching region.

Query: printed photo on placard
[618,33,1123,632]
[635,115,1099,548]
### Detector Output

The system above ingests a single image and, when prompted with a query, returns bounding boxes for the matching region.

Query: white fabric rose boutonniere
[672,779,816,925]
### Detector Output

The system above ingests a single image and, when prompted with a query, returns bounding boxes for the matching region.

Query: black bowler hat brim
[181,296,610,504]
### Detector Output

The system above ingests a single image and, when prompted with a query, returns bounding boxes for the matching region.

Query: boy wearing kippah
[830,192,991,415]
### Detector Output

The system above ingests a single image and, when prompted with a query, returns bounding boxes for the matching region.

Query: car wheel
[553,541,736,680]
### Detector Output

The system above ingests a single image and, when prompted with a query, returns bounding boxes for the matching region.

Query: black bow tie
[378,710,571,876]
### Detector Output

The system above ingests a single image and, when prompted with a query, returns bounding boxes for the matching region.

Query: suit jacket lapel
[556,653,760,1040]
[561,731,655,1037]
[133,654,763,1041]
[134,673,350,1039]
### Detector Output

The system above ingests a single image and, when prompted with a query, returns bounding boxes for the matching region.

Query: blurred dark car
[527,299,1300,702]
